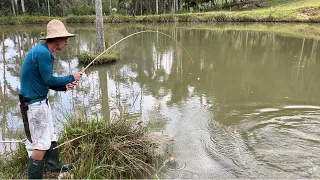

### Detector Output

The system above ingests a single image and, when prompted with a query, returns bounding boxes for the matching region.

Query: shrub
[77,50,120,65]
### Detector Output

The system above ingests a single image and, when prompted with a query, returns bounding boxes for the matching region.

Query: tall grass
[59,115,158,179]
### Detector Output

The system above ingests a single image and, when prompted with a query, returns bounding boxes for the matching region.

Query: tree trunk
[96,0,109,122]
[47,0,51,16]
[37,0,40,8]
[11,0,16,15]
[14,0,18,15]
[140,0,142,15]
[17,34,21,59]
[21,0,25,13]
[173,0,175,13]
[95,0,105,53]
[98,70,110,123]
[176,0,179,12]
[61,0,64,16]
[311,39,318,63]
[297,38,305,78]
[2,32,7,135]
[135,0,137,15]
[156,0,159,14]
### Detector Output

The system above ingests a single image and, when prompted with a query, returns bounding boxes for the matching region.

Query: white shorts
[24,99,57,157]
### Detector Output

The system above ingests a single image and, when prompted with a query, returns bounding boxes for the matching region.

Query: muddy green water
[0,23,320,178]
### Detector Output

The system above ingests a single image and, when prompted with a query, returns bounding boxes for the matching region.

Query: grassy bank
[176,23,320,40]
[67,22,320,41]
[0,115,164,179]
[0,0,319,25]
[130,0,320,23]
[0,16,61,25]
[77,50,120,65]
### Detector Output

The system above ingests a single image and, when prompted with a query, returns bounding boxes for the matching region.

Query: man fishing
[19,19,83,179]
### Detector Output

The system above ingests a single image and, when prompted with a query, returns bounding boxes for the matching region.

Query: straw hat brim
[40,33,76,40]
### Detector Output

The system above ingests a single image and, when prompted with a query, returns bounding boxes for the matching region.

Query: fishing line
[81,30,193,73]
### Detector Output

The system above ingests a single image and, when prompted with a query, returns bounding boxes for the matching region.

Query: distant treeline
[0,0,261,16]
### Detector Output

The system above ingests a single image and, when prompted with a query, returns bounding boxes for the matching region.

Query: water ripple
[206,104,320,178]
[163,160,187,171]
[239,105,320,178]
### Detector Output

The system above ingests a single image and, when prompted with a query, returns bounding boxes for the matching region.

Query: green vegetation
[0,143,28,179]
[131,0,320,23]
[0,115,161,179]
[266,0,301,7]
[77,50,120,65]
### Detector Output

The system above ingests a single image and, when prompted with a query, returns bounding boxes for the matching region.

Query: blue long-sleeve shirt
[20,43,75,104]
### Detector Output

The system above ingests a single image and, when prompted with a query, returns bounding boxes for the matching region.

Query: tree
[95,0,105,52]
[95,0,110,121]
[11,0,16,15]
[14,0,18,14]
[156,0,159,14]
[21,0,25,14]
[47,0,51,16]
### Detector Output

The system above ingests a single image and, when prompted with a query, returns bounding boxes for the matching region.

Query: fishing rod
[81,30,193,72]
[0,138,27,143]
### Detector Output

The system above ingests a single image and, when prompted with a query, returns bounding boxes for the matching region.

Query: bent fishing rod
[81,30,193,72]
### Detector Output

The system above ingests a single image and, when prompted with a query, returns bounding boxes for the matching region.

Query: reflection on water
[0,23,320,178]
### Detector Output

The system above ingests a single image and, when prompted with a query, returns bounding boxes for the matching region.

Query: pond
[0,22,320,178]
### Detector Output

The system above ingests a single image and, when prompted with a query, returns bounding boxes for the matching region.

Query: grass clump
[66,15,95,23]
[77,50,120,65]
[0,143,28,179]
[59,115,158,179]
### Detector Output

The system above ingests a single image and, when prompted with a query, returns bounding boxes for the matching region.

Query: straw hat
[40,19,76,40]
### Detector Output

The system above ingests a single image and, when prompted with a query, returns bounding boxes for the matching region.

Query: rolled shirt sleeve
[37,51,75,87]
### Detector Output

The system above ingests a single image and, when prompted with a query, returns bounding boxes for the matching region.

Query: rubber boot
[28,158,44,179]
[44,141,73,172]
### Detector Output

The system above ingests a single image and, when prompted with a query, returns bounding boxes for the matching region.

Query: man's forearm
[49,85,67,91]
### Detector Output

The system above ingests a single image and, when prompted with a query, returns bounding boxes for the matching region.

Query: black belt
[19,94,47,103]
[19,94,47,143]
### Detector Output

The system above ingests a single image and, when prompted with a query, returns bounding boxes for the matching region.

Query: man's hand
[66,81,78,91]
[73,72,83,81]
